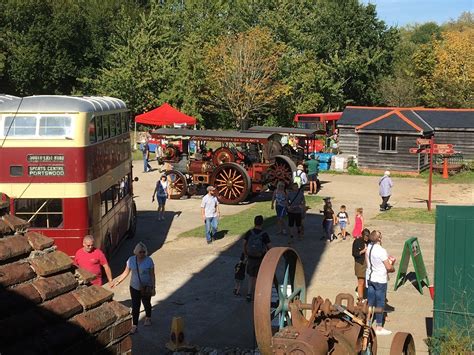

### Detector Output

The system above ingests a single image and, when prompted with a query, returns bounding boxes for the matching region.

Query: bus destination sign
[27,154,64,163]
[28,165,65,176]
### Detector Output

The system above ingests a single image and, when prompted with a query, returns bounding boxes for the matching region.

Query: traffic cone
[442,158,449,179]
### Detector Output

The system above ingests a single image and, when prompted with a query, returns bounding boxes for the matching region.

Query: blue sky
[362,0,473,27]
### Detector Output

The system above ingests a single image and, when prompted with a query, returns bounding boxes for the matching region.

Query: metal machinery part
[264,155,297,190]
[164,145,180,162]
[212,147,236,165]
[254,248,415,355]
[210,162,251,204]
[390,332,416,355]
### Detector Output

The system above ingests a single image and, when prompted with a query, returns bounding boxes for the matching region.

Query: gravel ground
[107,165,473,355]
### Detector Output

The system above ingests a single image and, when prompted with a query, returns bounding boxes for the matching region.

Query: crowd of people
[74,142,396,337]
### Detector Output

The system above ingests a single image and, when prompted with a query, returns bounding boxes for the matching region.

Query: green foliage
[425,327,473,354]
[2,0,471,120]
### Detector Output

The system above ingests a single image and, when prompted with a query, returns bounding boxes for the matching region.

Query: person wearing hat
[292,164,308,188]
[305,154,320,194]
[379,171,393,211]
[201,186,220,244]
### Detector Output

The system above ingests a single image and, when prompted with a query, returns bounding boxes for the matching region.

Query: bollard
[166,316,186,351]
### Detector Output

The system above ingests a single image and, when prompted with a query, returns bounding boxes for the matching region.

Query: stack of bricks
[0,213,132,355]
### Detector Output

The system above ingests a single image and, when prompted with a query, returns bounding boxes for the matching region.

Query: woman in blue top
[152,175,170,220]
[271,181,288,235]
[114,242,156,334]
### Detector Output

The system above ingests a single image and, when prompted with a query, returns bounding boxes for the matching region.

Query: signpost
[394,237,430,294]
[409,137,435,210]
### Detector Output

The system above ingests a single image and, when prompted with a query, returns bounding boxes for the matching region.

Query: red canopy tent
[135,103,196,126]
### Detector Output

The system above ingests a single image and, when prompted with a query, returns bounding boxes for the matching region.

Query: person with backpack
[287,182,305,243]
[292,164,308,189]
[243,215,272,302]
[152,175,170,220]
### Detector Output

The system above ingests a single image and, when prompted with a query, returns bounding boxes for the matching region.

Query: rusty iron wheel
[212,147,235,166]
[390,332,415,355]
[254,247,306,355]
[165,170,188,199]
[265,155,296,190]
[211,162,251,204]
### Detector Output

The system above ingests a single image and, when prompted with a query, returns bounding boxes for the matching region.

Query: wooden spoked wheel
[254,247,306,355]
[210,162,251,204]
[265,155,296,190]
[390,332,415,355]
[212,147,235,166]
[165,170,187,199]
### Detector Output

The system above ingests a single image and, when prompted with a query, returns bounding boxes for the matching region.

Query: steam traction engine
[254,248,416,354]
[151,128,297,204]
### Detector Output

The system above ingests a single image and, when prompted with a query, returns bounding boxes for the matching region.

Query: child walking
[336,205,350,240]
[233,253,246,296]
[352,208,364,239]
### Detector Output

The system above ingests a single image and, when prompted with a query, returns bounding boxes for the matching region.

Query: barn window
[380,134,397,152]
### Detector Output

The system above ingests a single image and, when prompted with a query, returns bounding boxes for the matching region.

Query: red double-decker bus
[0,95,137,256]
[294,112,342,133]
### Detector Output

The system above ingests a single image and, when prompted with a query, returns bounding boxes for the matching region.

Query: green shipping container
[434,205,474,345]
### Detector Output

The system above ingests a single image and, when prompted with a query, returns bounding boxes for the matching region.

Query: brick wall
[0,214,132,355]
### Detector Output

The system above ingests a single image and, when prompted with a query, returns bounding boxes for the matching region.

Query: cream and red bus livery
[0,95,137,256]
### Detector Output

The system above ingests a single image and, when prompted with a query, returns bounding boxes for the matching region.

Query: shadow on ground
[110,202,329,353]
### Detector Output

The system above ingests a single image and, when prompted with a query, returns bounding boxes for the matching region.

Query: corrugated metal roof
[0,95,127,113]
[151,128,272,143]
[340,106,474,131]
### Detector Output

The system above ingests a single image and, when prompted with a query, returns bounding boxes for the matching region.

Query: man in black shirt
[352,228,370,302]
[243,215,272,302]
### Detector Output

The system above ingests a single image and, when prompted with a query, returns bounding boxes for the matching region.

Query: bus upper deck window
[89,117,96,143]
[4,116,36,136]
[96,116,103,141]
[102,115,110,139]
[109,114,116,137]
[39,116,72,136]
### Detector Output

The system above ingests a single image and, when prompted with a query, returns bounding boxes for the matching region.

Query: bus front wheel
[127,201,137,239]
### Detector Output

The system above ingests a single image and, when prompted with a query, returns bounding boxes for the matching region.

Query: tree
[202,27,290,128]
[430,29,474,107]
[89,3,180,115]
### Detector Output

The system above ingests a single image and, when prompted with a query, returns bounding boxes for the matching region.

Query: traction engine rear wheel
[266,155,296,189]
[212,147,235,166]
[211,162,251,204]
[254,247,306,355]
[166,170,188,199]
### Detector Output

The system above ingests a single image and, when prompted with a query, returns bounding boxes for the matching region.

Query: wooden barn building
[337,106,474,173]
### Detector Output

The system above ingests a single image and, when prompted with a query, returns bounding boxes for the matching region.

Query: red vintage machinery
[255,247,416,355]
[151,128,299,204]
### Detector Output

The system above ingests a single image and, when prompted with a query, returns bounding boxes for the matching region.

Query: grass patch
[179,195,323,238]
[419,169,474,184]
[373,208,435,224]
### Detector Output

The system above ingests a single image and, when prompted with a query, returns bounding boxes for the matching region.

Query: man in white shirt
[201,186,220,244]
[366,230,396,336]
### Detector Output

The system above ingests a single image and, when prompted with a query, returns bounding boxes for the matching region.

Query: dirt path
[108,165,473,354]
